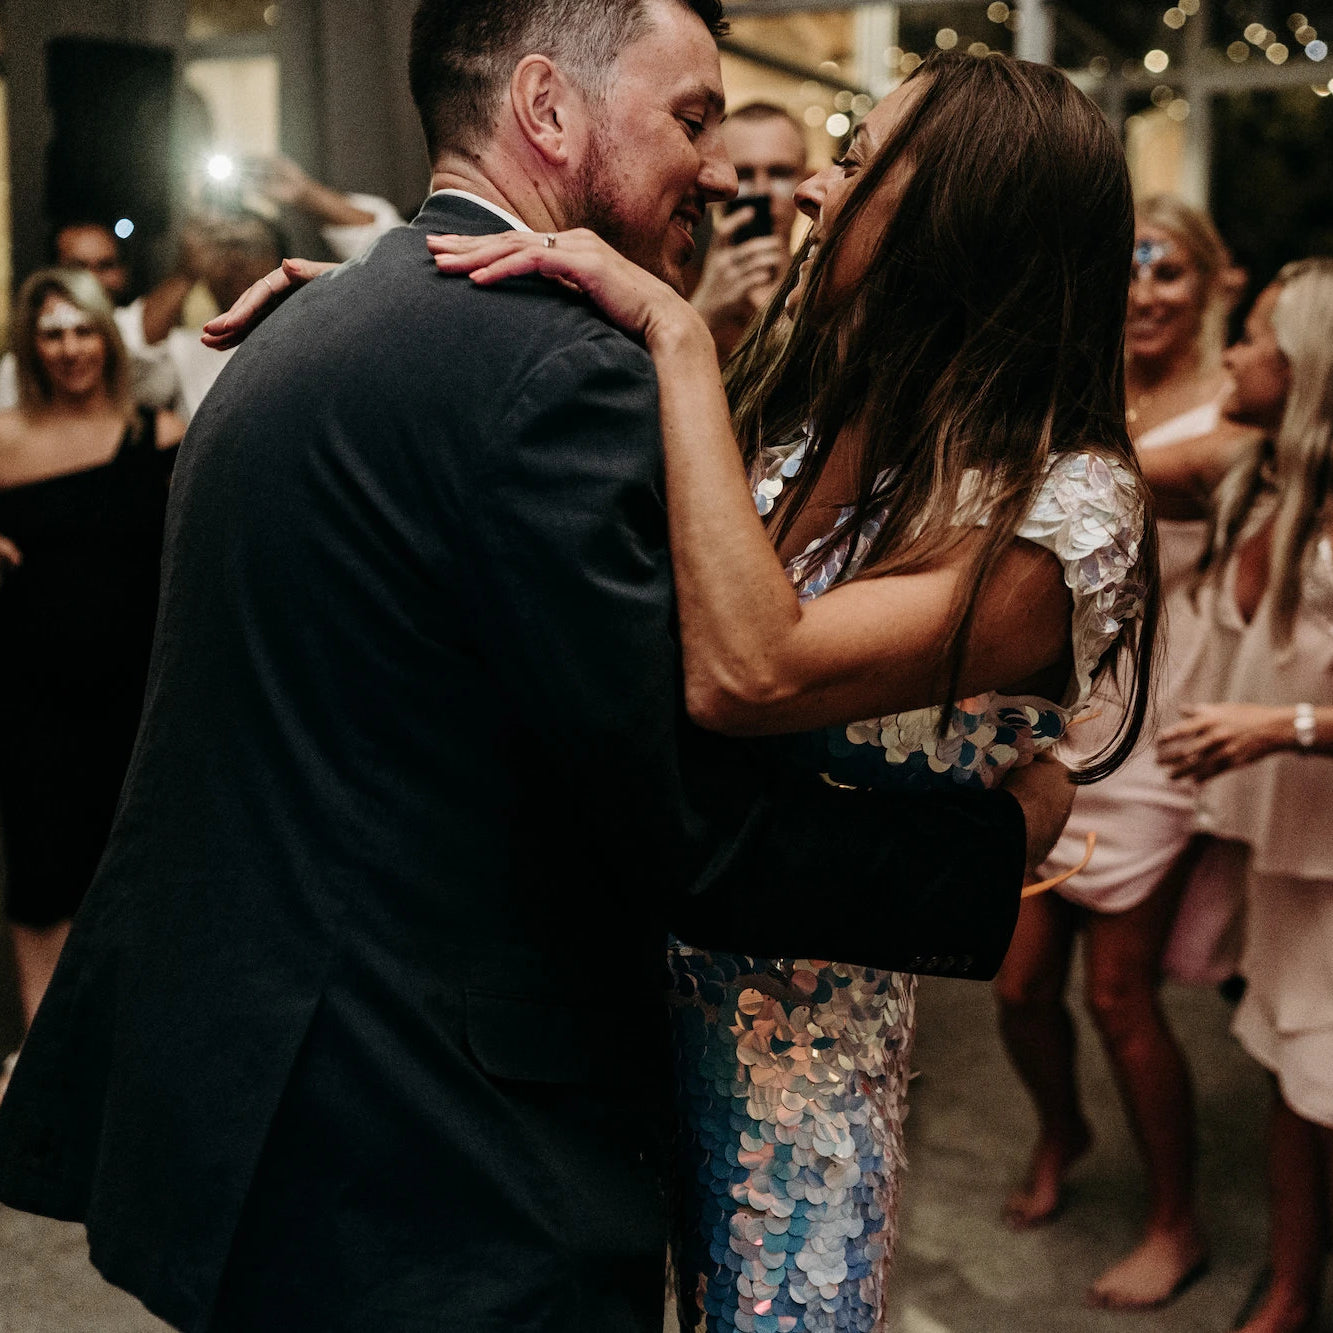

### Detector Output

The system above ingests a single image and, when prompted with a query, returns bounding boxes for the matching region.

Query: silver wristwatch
[1294,702,1317,750]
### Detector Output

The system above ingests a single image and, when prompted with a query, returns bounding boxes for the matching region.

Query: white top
[161,330,234,421]
[321,193,406,263]
[1194,529,1333,880]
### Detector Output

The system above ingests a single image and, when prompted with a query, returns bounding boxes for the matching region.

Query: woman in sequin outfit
[436,52,1158,1333]
[1157,259,1333,1333]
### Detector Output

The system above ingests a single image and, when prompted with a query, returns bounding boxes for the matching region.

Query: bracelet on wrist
[1294,702,1317,750]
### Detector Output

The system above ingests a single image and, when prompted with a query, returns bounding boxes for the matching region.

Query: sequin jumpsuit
[669,442,1146,1333]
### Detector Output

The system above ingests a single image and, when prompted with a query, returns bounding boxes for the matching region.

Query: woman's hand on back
[428,229,706,351]
[200,257,337,351]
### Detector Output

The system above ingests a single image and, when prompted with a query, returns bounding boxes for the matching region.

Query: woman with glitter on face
[994,199,1260,1311]
[0,269,184,1101]
[432,51,1158,1332]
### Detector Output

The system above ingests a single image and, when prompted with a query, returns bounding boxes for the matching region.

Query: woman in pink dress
[1159,257,1333,1333]
[992,197,1256,1310]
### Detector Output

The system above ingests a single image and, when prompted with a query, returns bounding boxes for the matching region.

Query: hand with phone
[689,195,791,357]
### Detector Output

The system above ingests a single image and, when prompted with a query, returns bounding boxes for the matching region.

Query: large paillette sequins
[666,435,1148,1331]
[670,951,913,1333]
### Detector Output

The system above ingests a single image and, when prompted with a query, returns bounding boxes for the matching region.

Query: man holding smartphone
[690,102,810,357]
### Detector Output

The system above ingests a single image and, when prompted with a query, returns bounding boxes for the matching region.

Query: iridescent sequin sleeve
[1016,451,1148,712]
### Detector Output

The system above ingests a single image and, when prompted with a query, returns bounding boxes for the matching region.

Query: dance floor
[1,953,1327,1332]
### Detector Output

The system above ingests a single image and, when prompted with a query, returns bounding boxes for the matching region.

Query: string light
[1166,98,1191,120]
[1308,40,1328,60]
[900,52,923,74]
[114,218,134,239]
[1179,0,1200,13]
[851,93,874,116]
[825,112,851,137]
[1089,55,1110,76]
[833,90,854,111]
[968,41,990,57]
[935,28,959,50]
[1244,22,1269,43]
[803,105,825,128]
[1228,39,1251,60]
[986,2,1009,22]
[1144,49,1171,72]
[1164,8,1187,30]
[1151,84,1176,106]
[1267,41,1291,62]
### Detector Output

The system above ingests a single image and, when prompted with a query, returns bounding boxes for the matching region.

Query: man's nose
[699,136,738,204]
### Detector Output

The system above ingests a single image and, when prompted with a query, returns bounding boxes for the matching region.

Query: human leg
[994,891,1089,1229]
[1234,1095,1328,1333]
[1082,862,1207,1309]
[10,919,72,1030]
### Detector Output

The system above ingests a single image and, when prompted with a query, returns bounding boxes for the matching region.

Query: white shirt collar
[430,189,531,234]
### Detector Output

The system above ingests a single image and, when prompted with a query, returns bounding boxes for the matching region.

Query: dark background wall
[2,0,430,291]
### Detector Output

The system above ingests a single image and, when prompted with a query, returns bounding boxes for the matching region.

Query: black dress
[0,407,176,926]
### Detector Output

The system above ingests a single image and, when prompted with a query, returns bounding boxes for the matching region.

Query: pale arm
[1137,425,1257,520]
[645,313,1071,735]
[431,228,1073,735]
[1159,702,1333,779]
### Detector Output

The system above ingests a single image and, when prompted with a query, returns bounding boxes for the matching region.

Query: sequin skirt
[668,946,916,1333]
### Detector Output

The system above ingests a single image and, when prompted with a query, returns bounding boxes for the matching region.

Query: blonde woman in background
[1160,258,1333,1333]
[0,270,183,1099]
[994,197,1257,1310]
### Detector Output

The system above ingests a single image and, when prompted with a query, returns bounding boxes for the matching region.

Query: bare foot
[1085,1227,1209,1310]
[1003,1122,1092,1230]
[1235,1286,1317,1333]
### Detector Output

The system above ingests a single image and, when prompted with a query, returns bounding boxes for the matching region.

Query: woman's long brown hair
[726,51,1159,783]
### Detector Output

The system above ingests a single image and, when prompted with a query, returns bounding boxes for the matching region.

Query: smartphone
[723,193,773,245]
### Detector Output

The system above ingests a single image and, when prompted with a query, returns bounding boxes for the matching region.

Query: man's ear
[510,55,584,166]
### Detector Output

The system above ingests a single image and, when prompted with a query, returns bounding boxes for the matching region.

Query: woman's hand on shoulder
[427,229,706,351]
[201,257,337,351]
[155,409,188,448]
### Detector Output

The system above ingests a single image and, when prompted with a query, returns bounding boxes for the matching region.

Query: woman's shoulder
[1019,449,1145,583]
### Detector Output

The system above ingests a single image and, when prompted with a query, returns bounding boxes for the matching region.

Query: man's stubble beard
[568,126,680,289]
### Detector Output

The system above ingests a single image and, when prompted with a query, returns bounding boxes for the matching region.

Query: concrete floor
[0,943,1322,1332]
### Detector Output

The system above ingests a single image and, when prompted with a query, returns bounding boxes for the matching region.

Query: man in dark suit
[0,2,1062,1329]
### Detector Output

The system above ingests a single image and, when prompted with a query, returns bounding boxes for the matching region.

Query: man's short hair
[724,101,805,139]
[409,0,727,162]
[48,218,119,263]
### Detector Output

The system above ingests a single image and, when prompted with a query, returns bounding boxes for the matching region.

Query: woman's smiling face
[1125,225,1206,363]
[786,78,926,317]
